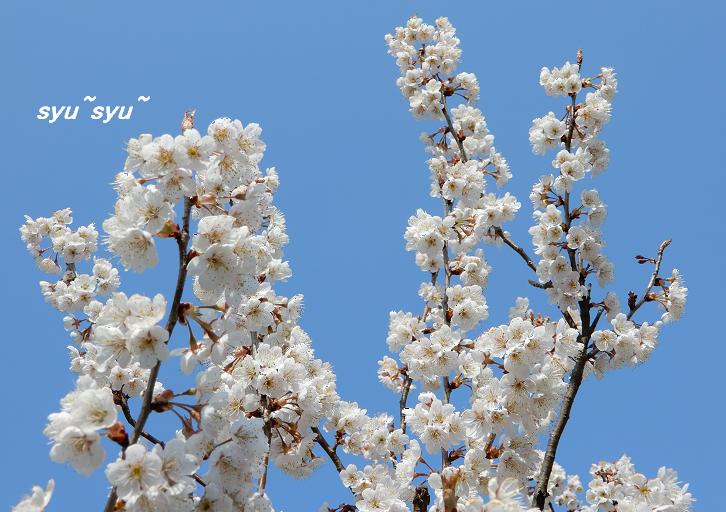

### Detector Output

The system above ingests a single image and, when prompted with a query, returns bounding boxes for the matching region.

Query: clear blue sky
[2,1,722,510]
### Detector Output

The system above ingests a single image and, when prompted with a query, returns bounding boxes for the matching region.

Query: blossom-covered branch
[15,14,692,512]
[18,112,342,511]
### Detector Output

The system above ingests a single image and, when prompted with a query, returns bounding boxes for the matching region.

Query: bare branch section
[313,426,359,499]
[313,426,346,474]
[628,239,671,320]
[116,391,164,447]
[493,227,538,273]
[442,103,468,162]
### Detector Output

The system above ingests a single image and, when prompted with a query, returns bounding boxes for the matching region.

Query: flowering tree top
[14,15,691,512]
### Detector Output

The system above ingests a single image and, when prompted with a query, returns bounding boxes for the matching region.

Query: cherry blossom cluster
[527,55,687,377]
[17,114,342,511]
[529,75,616,305]
[581,456,693,511]
[42,375,118,475]
[311,16,564,512]
[21,208,98,272]
[302,15,692,512]
[20,212,120,312]
[15,15,694,512]
[544,461,583,511]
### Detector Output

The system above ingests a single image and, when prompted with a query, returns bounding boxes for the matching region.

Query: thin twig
[494,226,538,273]
[119,394,165,446]
[441,103,468,162]
[312,426,346,474]
[399,271,437,434]
[627,239,671,320]
[313,426,357,498]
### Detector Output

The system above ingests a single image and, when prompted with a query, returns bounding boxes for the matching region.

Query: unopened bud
[107,422,129,448]
[157,220,180,239]
[628,291,637,311]
[151,389,175,412]
[181,110,195,132]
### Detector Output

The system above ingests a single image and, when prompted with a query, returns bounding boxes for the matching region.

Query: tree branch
[312,426,345,473]
[118,392,207,487]
[440,195,453,470]
[441,103,468,162]
[118,392,165,446]
[493,226,538,273]
[103,196,193,512]
[400,271,437,434]
[627,239,671,320]
[534,83,594,510]
[533,336,589,509]
[438,103,458,470]
[131,196,192,447]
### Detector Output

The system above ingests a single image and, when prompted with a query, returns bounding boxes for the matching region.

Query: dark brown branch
[103,490,118,512]
[313,425,357,498]
[313,426,346,474]
[528,279,553,289]
[533,335,589,509]
[483,432,496,452]
[441,198,453,468]
[437,108,456,465]
[565,94,578,153]
[119,393,165,446]
[131,196,192,446]
[561,95,579,272]
[103,196,193,512]
[120,393,207,487]
[132,195,192,446]
[441,104,468,162]
[627,239,671,320]
[590,308,604,332]
[534,76,595,510]
[494,227,538,273]
[413,484,431,512]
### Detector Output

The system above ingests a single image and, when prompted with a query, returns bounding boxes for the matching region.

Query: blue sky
[2,1,722,510]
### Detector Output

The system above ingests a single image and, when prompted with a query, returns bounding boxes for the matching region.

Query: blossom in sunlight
[15,15,691,512]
